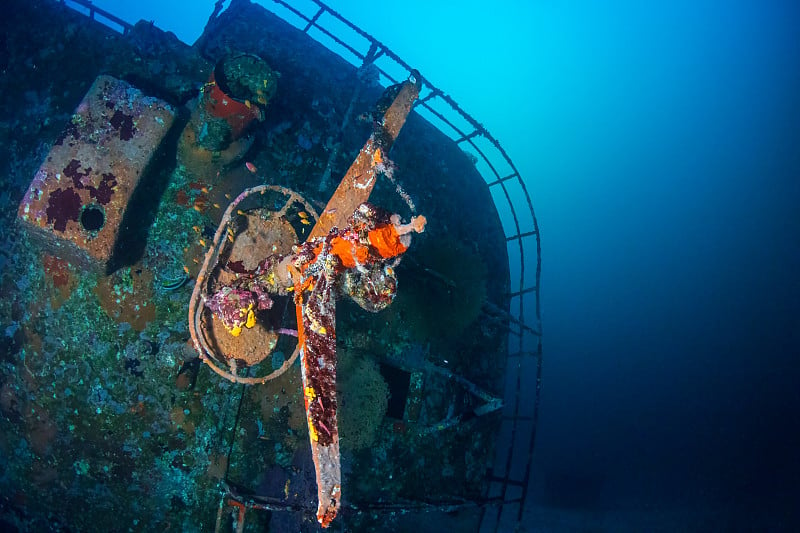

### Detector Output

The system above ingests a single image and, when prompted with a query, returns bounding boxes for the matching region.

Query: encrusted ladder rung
[506,230,538,241]
[487,172,519,187]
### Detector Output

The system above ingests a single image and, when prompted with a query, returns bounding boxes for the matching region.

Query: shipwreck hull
[0,1,541,531]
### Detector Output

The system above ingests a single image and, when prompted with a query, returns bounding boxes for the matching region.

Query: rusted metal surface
[189,179,425,529]
[16,75,175,272]
[187,52,436,533]
[296,76,420,526]
[309,78,420,239]
[294,268,341,527]
[188,185,312,385]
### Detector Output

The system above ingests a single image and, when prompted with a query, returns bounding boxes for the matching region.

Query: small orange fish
[213,203,220,209]
[199,239,206,247]
[245,100,252,108]
[300,218,311,225]
[193,204,203,212]
[245,162,257,173]
[298,211,308,219]
[192,225,201,233]
[225,193,231,199]
[201,186,209,194]
[237,209,247,216]
[183,265,190,274]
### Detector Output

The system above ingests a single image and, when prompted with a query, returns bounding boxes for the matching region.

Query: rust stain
[94,267,156,331]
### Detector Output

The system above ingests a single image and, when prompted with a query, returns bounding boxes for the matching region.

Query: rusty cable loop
[188,183,318,384]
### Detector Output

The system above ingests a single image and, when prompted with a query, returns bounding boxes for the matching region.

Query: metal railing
[59,0,134,35]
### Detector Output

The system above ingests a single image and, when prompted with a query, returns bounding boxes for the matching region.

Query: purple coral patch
[55,120,80,146]
[46,188,82,231]
[206,288,252,330]
[91,172,117,205]
[63,159,82,182]
[110,110,136,141]
[63,159,93,189]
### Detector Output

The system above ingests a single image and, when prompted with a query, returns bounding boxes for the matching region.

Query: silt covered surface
[0,0,511,530]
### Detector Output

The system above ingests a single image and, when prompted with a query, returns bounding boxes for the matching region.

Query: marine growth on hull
[0,0,516,531]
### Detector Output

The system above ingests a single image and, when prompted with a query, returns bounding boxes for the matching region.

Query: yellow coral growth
[225,304,256,337]
[304,386,316,401]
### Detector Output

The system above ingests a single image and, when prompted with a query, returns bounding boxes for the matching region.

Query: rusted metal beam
[299,74,420,528]
[309,76,421,240]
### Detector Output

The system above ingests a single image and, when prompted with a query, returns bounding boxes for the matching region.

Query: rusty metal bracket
[309,77,420,240]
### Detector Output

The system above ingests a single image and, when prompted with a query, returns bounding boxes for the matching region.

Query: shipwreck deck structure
[0,1,542,531]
